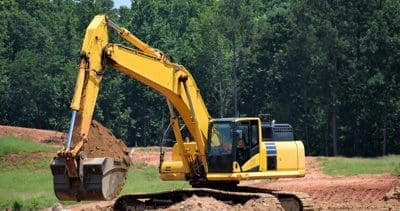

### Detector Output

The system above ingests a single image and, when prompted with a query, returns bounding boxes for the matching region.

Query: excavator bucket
[51,156,129,201]
[50,120,131,201]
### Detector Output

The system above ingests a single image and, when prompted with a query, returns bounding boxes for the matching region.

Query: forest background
[0,0,399,156]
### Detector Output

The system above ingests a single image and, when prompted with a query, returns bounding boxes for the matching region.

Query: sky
[113,0,131,8]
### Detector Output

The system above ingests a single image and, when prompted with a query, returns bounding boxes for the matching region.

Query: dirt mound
[57,201,113,211]
[0,125,65,144]
[164,195,230,210]
[240,197,283,210]
[84,120,130,162]
[163,195,282,211]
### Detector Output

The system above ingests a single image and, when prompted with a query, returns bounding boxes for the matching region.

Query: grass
[0,136,58,209]
[0,136,188,209]
[0,164,189,209]
[121,163,189,195]
[0,136,51,156]
[0,169,57,209]
[318,155,400,176]
[0,154,51,171]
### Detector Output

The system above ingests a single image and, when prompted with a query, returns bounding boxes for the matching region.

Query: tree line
[0,0,399,156]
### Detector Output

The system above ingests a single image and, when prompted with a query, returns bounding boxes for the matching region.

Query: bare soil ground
[0,124,65,144]
[1,125,399,210]
[257,157,400,210]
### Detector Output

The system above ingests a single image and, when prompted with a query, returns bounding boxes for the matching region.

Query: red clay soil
[254,157,400,210]
[258,157,399,201]
[0,124,66,144]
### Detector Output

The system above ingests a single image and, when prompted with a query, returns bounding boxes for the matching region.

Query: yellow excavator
[50,15,311,210]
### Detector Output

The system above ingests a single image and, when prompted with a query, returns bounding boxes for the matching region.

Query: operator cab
[206,118,260,172]
[206,116,300,174]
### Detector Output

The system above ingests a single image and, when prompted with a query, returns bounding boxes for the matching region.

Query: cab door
[206,122,235,172]
[237,120,262,172]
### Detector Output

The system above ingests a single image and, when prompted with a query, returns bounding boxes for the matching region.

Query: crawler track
[113,187,314,210]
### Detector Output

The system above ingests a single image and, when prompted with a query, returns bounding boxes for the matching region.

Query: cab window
[251,121,259,146]
[208,122,232,155]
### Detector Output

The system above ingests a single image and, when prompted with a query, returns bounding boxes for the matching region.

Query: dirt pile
[163,195,282,211]
[57,201,114,211]
[84,120,130,162]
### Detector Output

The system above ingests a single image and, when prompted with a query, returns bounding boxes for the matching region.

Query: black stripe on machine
[264,142,277,170]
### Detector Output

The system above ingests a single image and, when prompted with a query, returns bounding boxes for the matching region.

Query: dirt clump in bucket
[83,120,130,162]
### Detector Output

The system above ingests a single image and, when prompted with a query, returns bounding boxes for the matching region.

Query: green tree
[215,0,258,117]
[188,2,232,118]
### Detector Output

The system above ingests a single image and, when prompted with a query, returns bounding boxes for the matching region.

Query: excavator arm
[50,15,211,201]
